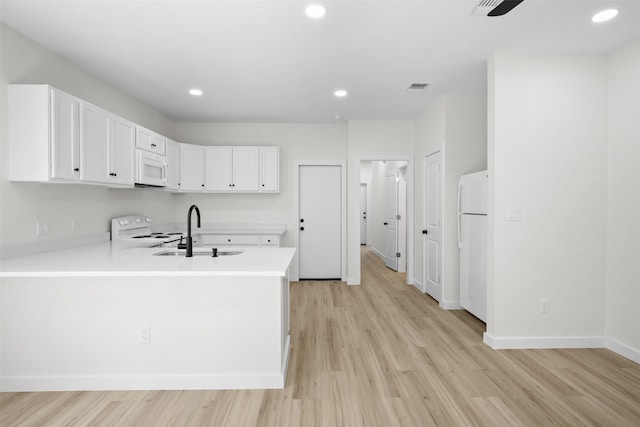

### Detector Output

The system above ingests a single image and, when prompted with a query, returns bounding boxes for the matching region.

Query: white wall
[413,95,486,303]
[605,39,640,361]
[0,23,175,248]
[347,121,414,284]
[173,123,348,248]
[487,52,609,344]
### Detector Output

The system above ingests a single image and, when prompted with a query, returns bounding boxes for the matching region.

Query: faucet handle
[177,236,187,250]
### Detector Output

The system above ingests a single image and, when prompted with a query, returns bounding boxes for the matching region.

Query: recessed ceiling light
[592,9,618,23]
[189,88,203,96]
[334,89,348,98]
[305,4,326,19]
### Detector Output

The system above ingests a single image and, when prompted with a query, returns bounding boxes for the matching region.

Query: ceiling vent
[407,83,429,92]
[471,0,503,16]
[471,0,525,16]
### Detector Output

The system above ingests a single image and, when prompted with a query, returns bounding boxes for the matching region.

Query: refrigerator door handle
[457,180,463,249]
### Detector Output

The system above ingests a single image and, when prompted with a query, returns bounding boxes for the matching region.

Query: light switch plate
[506,206,522,221]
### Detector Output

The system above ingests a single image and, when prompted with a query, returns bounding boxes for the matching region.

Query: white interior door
[385,170,399,271]
[299,165,342,279]
[360,183,367,245]
[398,166,407,273]
[423,151,442,300]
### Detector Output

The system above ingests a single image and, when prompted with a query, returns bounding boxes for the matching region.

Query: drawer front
[259,235,280,246]
[201,234,259,245]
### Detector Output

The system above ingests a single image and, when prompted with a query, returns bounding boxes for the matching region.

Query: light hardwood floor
[2,247,639,426]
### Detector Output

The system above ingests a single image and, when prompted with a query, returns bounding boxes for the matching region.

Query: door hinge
[396,214,401,220]
[396,252,401,258]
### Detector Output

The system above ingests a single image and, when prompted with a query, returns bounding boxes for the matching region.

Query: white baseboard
[606,337,640,364]
[483,333,605,350]
[1,337,291,392]
[371,247,385,260]
[347,277,361,285]
[440,300,462,310]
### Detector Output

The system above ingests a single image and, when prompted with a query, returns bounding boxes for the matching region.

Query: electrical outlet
[539,298,550,314]
[139,326,150,344]
[36,221,49,236]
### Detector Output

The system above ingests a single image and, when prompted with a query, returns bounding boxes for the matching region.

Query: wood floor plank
[1,246,639,426]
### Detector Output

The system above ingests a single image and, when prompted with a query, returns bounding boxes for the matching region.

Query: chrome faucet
[184,204,201,257]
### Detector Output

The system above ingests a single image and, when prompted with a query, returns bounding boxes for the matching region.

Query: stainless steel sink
[153,249,244,257]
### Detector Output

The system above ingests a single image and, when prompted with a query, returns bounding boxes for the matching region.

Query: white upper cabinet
[109,116,136,186]
[232,147,260,191]
[79,101,135,187]
[165,139,180,191]
[204,147,261,192]
[136,126,166,155]
[259,146,279,193]
[9,85,80,182]
[8,85,279,194]
[179,143,205,191]
[205,147,233,191]
[51,90,80,181]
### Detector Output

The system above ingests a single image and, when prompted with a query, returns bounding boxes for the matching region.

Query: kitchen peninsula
[0,243,295,392]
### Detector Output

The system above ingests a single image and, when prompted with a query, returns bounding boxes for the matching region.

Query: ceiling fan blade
[488,0,525,16]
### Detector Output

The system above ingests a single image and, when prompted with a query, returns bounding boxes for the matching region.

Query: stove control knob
[145,217,152,223]
[119,220,126,226]
[135,218,141,223]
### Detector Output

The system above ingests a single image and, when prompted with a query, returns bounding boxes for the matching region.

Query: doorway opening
[360,159,411,281]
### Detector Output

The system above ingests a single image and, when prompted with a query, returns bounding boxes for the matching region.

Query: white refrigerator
[458,170,488,322]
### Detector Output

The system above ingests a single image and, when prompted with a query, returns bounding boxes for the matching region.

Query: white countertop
[0,242,296,278]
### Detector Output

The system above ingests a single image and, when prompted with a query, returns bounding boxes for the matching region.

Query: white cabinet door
[136,126,166,155]
[79,102,110,184]
[165,139,180,191]
[232,147,259,191]
[205,147,233,191]
[179,143,205,191]
[259,146,279,192]
[50,89,80,181]
[80,102,134,186]
[109,116,135,186]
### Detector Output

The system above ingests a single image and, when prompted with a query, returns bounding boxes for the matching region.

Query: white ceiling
[2,0,639,123]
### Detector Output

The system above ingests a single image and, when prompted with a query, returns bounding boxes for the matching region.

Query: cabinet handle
[262,184,265,187]
[151,143,156,147]
[74,168,79,172]
[300,226,305,231]
[201,184,205,187]
[422,230,428,235]
[227,239,231,242]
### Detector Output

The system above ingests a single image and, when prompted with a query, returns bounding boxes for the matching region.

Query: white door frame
[360,183,367,245]
[293,161,347,282]
[355,155,413,286]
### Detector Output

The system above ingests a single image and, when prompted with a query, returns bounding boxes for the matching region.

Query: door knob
[422,230,428,234]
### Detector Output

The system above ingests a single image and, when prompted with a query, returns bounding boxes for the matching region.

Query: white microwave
[135,149,167,187]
